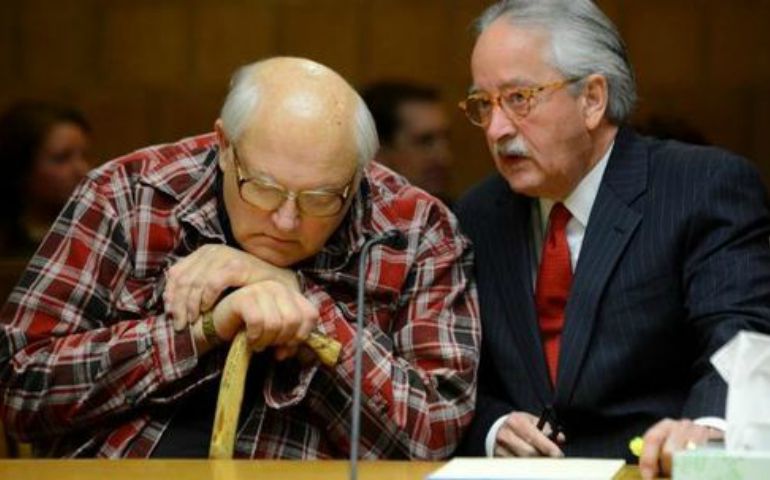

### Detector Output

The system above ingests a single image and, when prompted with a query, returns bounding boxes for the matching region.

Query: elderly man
[361,81,454,205]
[0,57,480,459]
[454,1,770,478]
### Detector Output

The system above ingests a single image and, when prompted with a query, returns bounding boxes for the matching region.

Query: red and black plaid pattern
[0,133,480,459]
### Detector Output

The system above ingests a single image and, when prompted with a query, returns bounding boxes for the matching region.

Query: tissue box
[673,448,770,480]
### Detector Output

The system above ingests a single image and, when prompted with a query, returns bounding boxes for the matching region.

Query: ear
[342,167,364,211]
[580,74,609,130]
[214,119,230,172]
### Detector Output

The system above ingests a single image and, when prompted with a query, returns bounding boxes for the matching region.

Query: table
[0,460,645,480]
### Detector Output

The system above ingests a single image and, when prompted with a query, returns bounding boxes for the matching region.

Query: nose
[270,194,300,232]
[485,104,518,145]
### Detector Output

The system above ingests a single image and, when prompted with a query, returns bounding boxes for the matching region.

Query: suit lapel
[488,189,552,402]
[556,127,648,405]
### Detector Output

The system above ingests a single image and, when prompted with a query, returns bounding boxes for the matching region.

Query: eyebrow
[467,79,537,95]
[247,166,353,193]
[233,145,354,192]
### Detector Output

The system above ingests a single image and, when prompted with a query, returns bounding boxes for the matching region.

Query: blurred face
[380,101,452,196]
[216,119,359,268]
[26,122,91,213]
[470,18,596,199]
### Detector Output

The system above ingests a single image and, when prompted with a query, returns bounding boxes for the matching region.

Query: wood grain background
[2,0,769,196]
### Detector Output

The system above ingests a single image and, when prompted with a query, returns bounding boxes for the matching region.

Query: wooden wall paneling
[19,0,97,90]
[276,0,362,84]
[444,0,487,84]
[706,1,770,89]
[153,88,226,144]
[623,1,706,90]
[0,86,82,115]
[445,0,498,197]
[634,85,753,159]
[593,0,623,27]
[101,3,190,87]
[0,2,19,88]
[1,0,768,191]
[192,1,276,88]
[75,88,153,161]
[362,0,450,85]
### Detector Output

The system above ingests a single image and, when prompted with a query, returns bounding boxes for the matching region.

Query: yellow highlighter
[629,435,699,458]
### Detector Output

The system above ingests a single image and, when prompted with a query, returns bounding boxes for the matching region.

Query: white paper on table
[425,457,625,480]
[711,330,770,452]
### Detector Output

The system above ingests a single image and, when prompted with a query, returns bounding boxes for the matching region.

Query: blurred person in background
[361,81,454,205]
[0,102,91,256]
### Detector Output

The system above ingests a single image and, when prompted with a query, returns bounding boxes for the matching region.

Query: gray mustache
[495,138,529,157]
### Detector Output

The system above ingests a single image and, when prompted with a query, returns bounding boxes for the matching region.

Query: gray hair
[475,0,636,124]
[219,60,379,168]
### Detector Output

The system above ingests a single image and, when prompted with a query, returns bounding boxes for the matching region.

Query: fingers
[272,289,304,346]
[495,412,564,458]
[640,419,713,479]
[166,245,221,330]
[528,429,564,458]
[640,418,673,479]
[294,295,320,342]
[495,428,537,457]
[232,281,318,356]
[244,291,275,351]
[164,245,287,330]
[185,286,204,331]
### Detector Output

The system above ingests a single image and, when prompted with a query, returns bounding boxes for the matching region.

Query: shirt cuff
[151,316,198,384]
[485,415,509,457]
[694,416,726,431]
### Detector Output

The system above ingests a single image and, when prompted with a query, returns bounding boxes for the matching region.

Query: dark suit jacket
[455,127,770,461]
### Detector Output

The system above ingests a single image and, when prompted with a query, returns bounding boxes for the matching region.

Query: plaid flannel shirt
[0,133,480,459]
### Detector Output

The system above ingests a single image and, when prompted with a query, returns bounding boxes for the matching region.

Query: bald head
[219,57,378,168]
[215,58,380,266]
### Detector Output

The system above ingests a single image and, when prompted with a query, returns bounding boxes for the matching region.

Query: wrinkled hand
[207,280,319,360]
[164,244,298,330]
[640,418,723,479]
[494,411,565,458]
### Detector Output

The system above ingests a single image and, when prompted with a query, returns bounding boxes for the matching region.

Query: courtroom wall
[1,0,769,195]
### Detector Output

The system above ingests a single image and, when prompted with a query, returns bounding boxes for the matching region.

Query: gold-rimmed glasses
[459,77,582,127]
[231,146,357,217]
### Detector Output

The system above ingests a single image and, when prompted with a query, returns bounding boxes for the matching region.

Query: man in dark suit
[454,1,770,478]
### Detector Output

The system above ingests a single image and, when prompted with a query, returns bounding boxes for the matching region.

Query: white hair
[219,59,379,167]
[476,0,637,124]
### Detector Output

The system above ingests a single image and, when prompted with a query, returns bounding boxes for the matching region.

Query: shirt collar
[539,140,614,229]
[173,148,227,243]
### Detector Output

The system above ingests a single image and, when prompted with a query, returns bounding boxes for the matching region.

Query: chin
[503,174,544,198]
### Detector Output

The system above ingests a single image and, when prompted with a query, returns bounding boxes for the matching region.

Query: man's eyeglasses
[231,146,356,217]
[458,77,582,128]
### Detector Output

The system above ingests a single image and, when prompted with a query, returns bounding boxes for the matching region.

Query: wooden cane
[208,329,341,458]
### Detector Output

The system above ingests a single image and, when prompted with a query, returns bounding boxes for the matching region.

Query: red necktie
[535,203,572,386]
